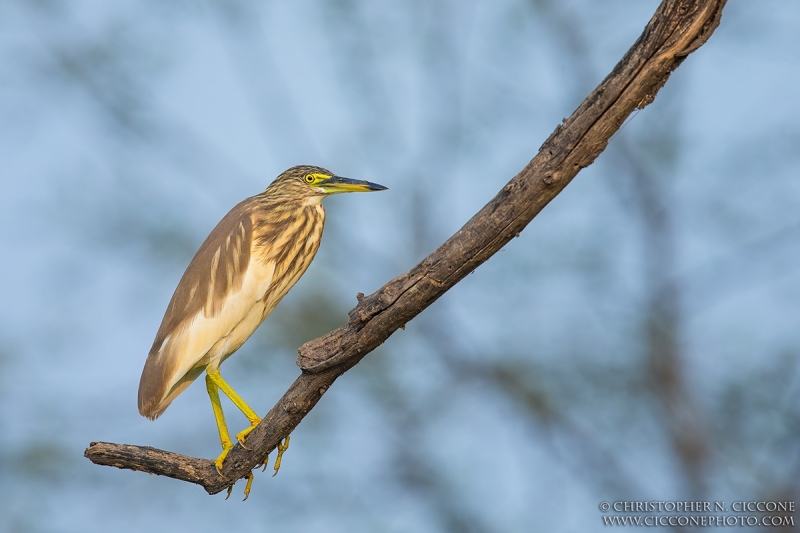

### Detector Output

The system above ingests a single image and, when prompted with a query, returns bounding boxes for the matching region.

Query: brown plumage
[139,166,337,418]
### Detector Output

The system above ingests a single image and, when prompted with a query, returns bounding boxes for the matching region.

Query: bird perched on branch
[137,165,387,493]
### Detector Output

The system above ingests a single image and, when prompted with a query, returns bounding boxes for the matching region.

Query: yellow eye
[305,174,315,183]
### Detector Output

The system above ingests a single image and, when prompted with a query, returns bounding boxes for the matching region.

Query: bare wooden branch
[85,0,728,495]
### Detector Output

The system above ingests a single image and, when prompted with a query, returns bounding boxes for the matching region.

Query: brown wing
[138,198,267,419]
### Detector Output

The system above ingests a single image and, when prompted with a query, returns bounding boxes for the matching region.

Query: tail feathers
[140,402,169,421]
[138,351,206,419]
[138,352,171,419]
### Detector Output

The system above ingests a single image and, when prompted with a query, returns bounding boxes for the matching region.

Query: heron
[137,165,386,495]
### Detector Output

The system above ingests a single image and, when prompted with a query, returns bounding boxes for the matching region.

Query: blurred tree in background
[1,1,799,532]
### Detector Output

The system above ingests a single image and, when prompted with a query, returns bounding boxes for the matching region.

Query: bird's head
[271,165,387,199]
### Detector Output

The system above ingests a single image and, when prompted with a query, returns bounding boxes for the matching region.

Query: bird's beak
[318,176,388,194]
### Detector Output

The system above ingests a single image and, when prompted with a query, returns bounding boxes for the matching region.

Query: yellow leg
[206,367,262,445]
[205,366,284,498]
[272,435,291,477]
[205,372,234,473]
[206,368,261,444]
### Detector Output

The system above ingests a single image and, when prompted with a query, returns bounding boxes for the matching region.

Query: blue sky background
[1,1,799,531]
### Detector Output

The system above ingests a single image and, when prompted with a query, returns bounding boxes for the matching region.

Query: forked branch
[85,0,727,495]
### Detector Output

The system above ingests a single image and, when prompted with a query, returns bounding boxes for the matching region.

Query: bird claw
[272,435,291,477]
[242,472,254,501]
[235,420,261,449]
[223,472,254,501]
[213,444,233,476]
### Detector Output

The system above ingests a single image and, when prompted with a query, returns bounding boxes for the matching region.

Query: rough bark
[85,0,728,495]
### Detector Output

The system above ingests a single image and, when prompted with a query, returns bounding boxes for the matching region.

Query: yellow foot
[272,435,291,477]
[235,419,261,449]
[243,472,255,501]
[223,472,255,501]
[213,443,233,474]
